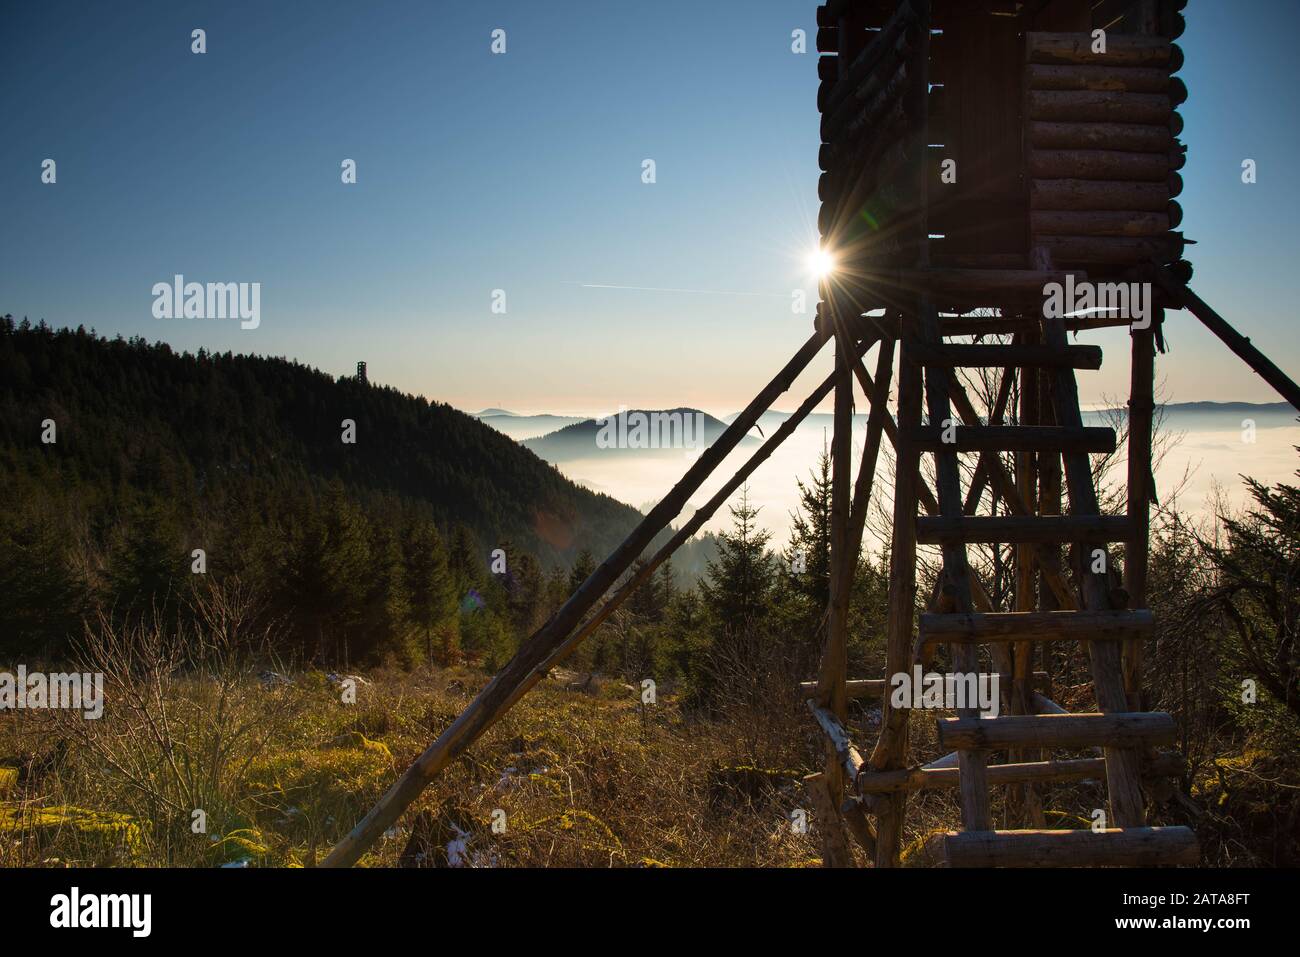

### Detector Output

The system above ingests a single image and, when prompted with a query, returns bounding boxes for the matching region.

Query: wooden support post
[1125,323,1156,708]
[1151,269,1300,412]
[1041,315,1148,828]
[805,772,854,868]
[1013,334,1046,825]
[871,334,921,867]
[815,290,856,865]
[919,303,993,829]
[873,1,934,865]
[847,337,897,545]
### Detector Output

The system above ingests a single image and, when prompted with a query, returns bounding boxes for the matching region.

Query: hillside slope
[0,317,645,563]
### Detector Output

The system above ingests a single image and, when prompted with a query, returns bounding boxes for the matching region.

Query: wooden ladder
[907,300,1197,868]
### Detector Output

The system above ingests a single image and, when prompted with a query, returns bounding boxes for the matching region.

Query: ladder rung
[916,514,1132,544]
[941,827,1199,867]
[799,671,1050,700]
[941,315,1133,336]
[919,609,1153,646]
[915,343,1103,370]
[911,425,1115,453]
[938,711,1177,750]
[856,752,1185,794]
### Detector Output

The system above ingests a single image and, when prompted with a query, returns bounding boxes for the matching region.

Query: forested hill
[0,317,643,564]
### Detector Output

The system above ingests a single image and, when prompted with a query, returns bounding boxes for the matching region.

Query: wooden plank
[913,343,1102,370]
[910,425,1115,454]
[857,753,1185,794]
[919,609,1154,644]
[1030,178,1169,211]
[917,515,1132,545]
[1027,90,1171,124]
[906,267,1082,295]
[1026,64,1169,93]
[943,826,1198,867]
[1029,148,1172,181]
[1027,32,1172,67]
[1028,121,1171,152]
[1038,233,1183,265]
[800,671,1051,700]
[1030,210,1170,237]
[939,315,1131,336]
[938,712,1178,750]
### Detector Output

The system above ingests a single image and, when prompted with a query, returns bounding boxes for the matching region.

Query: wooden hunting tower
[322,0,1300,869]
[797,0,1297,869]
[815,0,1190,297]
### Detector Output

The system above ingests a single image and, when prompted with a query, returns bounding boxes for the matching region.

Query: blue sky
[3,0,1298,414]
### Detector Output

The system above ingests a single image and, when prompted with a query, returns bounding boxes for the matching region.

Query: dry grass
[0,649,832,867]
[1,601,1284,868]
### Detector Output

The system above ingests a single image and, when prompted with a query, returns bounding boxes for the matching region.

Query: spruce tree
[403,519,459,664]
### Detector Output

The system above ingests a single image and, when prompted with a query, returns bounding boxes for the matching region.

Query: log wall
[1025,0,1190,275]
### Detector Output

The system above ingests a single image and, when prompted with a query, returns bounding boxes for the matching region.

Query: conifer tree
[403,519,458,664]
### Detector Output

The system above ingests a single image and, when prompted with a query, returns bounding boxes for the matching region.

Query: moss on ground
[0,804,142,865]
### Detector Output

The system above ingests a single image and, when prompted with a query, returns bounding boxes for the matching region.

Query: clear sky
[3,0,1299,415]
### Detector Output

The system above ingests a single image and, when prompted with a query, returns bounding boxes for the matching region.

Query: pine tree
[569,548,596,592]
[447,523,484,608]
[358,523,415,665]
[700,486,776,627]
[279,483,370,663]
[786,445,833,610]
[507,551,544,639]
[627,558,664,623]
[0,502,89,656]
[403,519,459,664]
[106,500,189,622]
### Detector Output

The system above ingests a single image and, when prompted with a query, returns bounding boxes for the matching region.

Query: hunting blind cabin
[324,0,1300,868]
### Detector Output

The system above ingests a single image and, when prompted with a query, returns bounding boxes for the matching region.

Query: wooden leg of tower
[815,295,856,866]
[871,333,923,867]
[1042,316,1147,828]
[806,772,853,868]
[1124,321,1157,710]
[918,296,992,831]
[1012,331,1046,827]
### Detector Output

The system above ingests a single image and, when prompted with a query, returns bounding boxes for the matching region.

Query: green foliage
[1206,473,1300,732]
[0,805,142,865]
[403,519,459,664]
[699,487,775,626]
[0,493,89,658]
[0,317,647,663]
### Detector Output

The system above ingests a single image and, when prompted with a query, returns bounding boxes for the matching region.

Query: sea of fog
[487,407,1300,548]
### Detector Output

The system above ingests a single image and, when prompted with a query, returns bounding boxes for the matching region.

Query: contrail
[567,281,788,299]
[1064,306,1126,318]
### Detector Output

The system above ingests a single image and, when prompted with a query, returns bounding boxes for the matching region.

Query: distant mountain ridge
[523,408,760,463]
[473,411,588,442]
